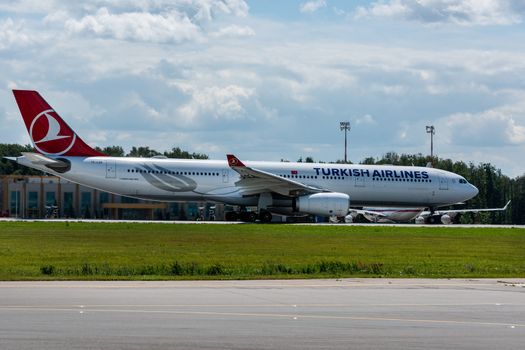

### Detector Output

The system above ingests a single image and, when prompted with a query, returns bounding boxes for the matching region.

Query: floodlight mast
[426,125,435,165]
[340,121,351,163]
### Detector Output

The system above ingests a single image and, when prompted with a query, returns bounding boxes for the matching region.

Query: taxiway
[1,279,524,349]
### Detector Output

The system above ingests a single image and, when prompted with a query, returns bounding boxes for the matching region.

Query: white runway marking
[1,305,523,328]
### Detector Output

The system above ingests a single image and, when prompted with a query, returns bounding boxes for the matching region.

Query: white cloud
[0,0,250,18]
[37,1,250,43]
[43,10,71,24]
[210,25,255,38]
[65,7,202,43]
[355,0,408,19]
[190,0,249,20]
[121,92,162,120]
[192,142,223,154]
[355,114,377,125]
[0,18,32,50]
[370,84,407,95]
[45,90,106,124]
[442,102,525,146]
[87,131,108,145]
[0,0,59,14]
[355,0,524,26]
[300,0,327,13]
[176,84,255,123]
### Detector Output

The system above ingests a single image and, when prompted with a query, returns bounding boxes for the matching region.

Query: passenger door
[106,160,117,179]
[439,177,448,190]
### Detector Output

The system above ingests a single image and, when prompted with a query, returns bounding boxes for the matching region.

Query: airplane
[6,90,479,223]
[347,200,511,224]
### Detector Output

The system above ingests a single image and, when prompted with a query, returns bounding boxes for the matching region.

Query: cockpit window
[459,178,467,184]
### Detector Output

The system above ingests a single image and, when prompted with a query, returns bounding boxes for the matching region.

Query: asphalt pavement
[1,279,524,349]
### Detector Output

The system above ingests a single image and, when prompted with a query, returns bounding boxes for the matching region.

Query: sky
[1,0,525,177]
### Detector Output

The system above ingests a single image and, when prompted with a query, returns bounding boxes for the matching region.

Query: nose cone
[469,184,479,199]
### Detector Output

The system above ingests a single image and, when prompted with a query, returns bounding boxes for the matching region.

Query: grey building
[0,175,224,220]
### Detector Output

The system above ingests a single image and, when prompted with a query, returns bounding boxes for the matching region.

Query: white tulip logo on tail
[29,109,77,155]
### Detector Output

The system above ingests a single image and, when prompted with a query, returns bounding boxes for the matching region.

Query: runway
[1,279,524,349]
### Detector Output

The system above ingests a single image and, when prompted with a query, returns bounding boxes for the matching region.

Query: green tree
[95,145,125,157]
[0,144,42,175]
[127,146,161,158]
[163,147,208,159]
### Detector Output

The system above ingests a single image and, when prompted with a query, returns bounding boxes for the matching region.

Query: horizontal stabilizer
[22,152,71,173]
[22,152,64,165]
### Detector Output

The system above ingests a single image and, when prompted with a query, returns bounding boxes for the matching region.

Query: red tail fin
[13,90,105,157]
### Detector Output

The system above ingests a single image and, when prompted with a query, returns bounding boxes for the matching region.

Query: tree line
[1,144,522,224]
[0,144,207,176]
[93,145,208,160]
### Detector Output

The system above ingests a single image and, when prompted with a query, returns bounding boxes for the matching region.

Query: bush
[464,264,476,273]
[171,261,183,275]
[206,263,224,276]
[40,265,55,275]
[81,263,94,275]
[261,263,294,275]
[318,261,357,274]
[402,265,416,275]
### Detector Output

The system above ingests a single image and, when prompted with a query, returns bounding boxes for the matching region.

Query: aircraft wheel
[427,215,441,224]
[259,211,272,223]
[240,211,257,222]
[225,211,238,221]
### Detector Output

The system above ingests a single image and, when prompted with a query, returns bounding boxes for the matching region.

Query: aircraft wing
[348,208,425,223]
[349,209,388,219]
[435,200,511,215]
[226,154,325,196]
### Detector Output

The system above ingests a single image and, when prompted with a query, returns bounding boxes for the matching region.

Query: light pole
[426,125,435,164]
[340,121,351,163]
[15,189,18,219]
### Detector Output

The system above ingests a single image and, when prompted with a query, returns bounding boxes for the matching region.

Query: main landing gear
[224,208,273,223]
[425,207,441,224]
[426,214,442,224]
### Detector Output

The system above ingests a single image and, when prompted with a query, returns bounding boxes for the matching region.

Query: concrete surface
[1,279,524,349]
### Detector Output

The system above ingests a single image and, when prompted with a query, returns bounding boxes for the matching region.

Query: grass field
[0,222,524,280]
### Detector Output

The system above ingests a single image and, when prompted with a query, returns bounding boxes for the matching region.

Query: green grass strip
[0,222,524,280]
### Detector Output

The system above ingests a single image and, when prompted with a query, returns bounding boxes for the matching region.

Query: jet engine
[440,214,452,224]
[415,216,425,224]
[295,193,350,217]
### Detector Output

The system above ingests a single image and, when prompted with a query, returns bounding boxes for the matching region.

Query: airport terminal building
[0,175,224,221]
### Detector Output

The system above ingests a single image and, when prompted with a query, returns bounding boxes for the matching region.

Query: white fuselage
[17,156,479,210]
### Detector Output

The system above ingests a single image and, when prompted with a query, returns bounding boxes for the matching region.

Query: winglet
[503,200,511,210]
[227,154,246,167]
